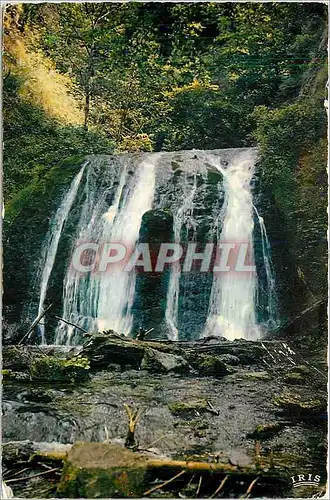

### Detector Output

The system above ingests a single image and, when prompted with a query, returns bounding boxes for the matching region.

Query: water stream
[204,149,260,340]
[55,155,158,344]
[36,164,86,344]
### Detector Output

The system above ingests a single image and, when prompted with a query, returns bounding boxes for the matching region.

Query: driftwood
[144,470,185,496]
[136,327,154,341]
[54,315,87,333]
[147,458,255,474]
[18,303,53,345]
[6,467,60,483]
[124,404,142,449]
[210,475,228,498]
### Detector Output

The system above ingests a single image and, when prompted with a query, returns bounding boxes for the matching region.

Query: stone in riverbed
[82,335,145,369]
[247,422,285,440]
[186,353,232,377]
[57,442,148,498]
[273,391,326,419]
[141,348,191,374]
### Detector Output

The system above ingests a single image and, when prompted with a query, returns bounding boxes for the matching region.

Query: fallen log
[57,443,290,498]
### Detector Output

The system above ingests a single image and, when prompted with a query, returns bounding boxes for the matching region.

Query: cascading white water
[55,155,158,344]
[165,174,197,340]
[32,148,276,344]
[253,204,278,328]
[36,165,86,344]
[55,161,128,344]
[204,149,260,340]
[96,156,157,335]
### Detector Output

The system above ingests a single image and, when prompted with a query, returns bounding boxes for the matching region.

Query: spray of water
[253,204,278,328]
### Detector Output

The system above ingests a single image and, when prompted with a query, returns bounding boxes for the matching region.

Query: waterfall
[165,173,197,340]
[36,165,86,344]
[204,149,260,340]
[28,148,277,344]
[55,155,158,344]
[253,204,278,328]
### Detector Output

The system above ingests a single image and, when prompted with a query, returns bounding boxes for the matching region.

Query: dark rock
[186,353,232,377]
[141,348,191,374]
[82,334,145,369]
[2,440,35,465]
[217,354,240,366]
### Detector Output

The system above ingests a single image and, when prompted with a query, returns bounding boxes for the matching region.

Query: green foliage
[3,3,328,200]
[252,96,326,214]
[3,73,114,200]
[10,2,327,154]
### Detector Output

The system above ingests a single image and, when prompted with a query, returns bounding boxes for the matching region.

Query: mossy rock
[283,365,311,385]
[273,391,326,418]
[283,371,305,385]
[168,399,213,417]
[3,346,32,371]
[58,442,149,498]
[30,355,90,383]
[247,422,285,440]
[186,353,232,378]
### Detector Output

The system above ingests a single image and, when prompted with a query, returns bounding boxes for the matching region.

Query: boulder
[57,442,149,498]
[81,334,145,369]
[141,348,191,374]
[247,422,285,440]
[217,354,240,366]
[186,353,232,377]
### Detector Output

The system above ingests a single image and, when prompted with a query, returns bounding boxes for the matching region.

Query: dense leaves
[3,2,327,199]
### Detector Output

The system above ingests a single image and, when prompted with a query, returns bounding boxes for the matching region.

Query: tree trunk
[84,91,90,131]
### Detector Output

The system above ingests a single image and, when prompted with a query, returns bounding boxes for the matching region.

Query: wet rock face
[3,156,86,342]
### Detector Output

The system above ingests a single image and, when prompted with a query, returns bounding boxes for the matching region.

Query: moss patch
[186,353,232,377]
[58,442,149,498]
[273,391,326,418]
[30,355,90,383]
